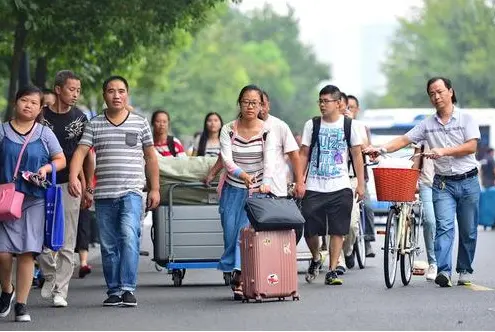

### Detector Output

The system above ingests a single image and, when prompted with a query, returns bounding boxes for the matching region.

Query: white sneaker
[425,264,437,281]
[457,272,473,286]
[40,280,54,299]
[53,295,68,307]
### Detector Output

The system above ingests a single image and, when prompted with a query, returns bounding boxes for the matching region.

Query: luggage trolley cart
[151,182,231,287]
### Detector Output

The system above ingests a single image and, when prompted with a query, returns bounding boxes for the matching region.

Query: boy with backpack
[299,85,365,285]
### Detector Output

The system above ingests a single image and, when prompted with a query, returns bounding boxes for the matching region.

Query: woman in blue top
[0,86,65,323]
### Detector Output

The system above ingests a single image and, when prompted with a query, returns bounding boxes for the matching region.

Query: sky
[235,0,423,97]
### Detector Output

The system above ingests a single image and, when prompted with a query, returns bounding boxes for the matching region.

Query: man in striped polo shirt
[68,76,160,306]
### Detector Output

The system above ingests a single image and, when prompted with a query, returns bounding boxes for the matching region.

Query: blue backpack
[44,163,64,251]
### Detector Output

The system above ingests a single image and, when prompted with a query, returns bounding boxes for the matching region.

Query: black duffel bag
[244,194,305,242]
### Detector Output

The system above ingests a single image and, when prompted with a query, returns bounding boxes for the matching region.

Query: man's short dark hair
[262,90,270,102]
[319,85,341,100]
[102,75,129,92]
[347,94,359,107]
[340,92,348,104]
[54,70,80,88]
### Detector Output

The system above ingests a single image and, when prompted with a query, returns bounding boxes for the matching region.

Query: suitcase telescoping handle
[166,182,219,258]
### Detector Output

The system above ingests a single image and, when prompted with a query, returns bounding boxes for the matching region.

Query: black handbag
[244,194,306,232]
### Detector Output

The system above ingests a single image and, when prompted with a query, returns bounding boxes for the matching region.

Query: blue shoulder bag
[44,163,65,251]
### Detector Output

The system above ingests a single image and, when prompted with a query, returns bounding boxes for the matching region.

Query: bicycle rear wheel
[384,208,399,289]
[400,212,417,286]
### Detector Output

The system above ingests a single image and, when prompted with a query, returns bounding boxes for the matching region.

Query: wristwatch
[86,187,94,195]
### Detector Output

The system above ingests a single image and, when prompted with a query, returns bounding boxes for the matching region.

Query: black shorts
[301,189,353,237]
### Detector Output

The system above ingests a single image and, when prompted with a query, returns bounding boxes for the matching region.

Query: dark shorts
[301,189,353,237]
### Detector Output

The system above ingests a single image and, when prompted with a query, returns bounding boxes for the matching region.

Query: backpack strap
[166,135,177,157]
[344,116,356,176]
[305,116,321,182]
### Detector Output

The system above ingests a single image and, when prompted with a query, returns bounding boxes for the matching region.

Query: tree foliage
[375,0,495,108]
[0,0,231,120]
[132,4,331,136]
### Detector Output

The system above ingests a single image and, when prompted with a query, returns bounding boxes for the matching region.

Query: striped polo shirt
[405,107,480,176]
[78,112,154,199]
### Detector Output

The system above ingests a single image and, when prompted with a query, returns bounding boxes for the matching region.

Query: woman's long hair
[197,112,223,156]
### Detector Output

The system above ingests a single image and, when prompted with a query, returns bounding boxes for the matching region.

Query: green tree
[0,0,234,120]
[377,0,495,108]
[132,4,331,136]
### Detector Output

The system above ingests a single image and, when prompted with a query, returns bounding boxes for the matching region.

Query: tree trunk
[4,13,28,122]
[19,51,30,87]
[34,56,47,88]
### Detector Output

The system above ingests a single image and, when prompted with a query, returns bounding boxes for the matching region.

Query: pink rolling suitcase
[240,228,300,303]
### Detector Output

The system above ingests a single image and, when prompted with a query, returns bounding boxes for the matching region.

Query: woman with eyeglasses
[217,84,275,300]
[193,112,223,157]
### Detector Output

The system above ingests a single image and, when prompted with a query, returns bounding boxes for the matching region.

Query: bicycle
[368,155,424,288]
[353,201,367,269]
[352,160,379,269]
[383,195,422,288]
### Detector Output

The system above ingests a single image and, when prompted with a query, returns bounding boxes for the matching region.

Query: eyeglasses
[240,100,262,108]
[317,99,339,105]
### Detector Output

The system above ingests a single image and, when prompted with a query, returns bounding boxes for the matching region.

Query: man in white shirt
[260,91,305,199]
[347,95,376,259]
[300,85,365,286]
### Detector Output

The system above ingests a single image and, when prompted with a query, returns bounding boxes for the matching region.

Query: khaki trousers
[38,183,81,299]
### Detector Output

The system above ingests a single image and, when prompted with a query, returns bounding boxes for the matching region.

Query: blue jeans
[218,184,249,272]
[432,175,480,276]
[419,183,436,265]
[95,192,143,295]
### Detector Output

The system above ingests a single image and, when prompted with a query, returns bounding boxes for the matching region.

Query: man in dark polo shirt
[38,70,93,307]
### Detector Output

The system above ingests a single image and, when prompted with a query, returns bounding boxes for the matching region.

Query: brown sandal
[233,285,243,301]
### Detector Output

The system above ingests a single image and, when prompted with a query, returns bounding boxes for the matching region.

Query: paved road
[5,225,495,330]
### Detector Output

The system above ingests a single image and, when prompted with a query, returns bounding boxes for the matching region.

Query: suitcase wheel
[278,297,286,301]
[172,269,185,287]
[255,295,262,303]
[292,295,300,301]
[155,263,163,272]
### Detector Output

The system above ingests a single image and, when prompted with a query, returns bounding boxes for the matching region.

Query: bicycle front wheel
[384,207,399,288]
[354,211,366,269]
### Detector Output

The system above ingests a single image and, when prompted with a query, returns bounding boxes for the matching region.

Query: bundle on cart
[158,156,220,205]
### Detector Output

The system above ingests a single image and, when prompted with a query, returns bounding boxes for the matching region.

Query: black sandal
[230,270,241,290]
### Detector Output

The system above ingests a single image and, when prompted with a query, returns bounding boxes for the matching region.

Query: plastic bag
[377,158,414,169]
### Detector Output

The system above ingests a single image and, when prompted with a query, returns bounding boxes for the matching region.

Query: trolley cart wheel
[223,272,232,286]
[172,269,184,287]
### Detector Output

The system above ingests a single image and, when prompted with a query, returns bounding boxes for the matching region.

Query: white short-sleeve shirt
[302,115,364,193]
[264,115,299,196]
